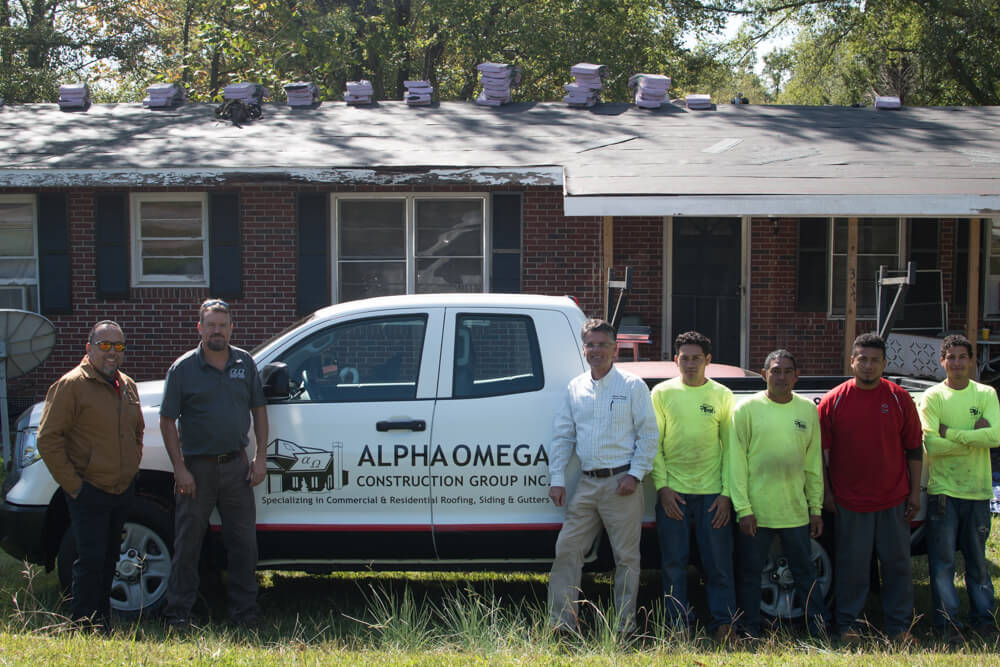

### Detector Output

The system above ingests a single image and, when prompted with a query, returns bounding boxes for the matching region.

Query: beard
[206,336,228,352]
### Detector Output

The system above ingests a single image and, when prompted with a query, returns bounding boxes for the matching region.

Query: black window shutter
[795,219,828,312]
[37,193,72,314]
[297,193,330,315]
[209,192,242,298]
[95,193,130,300]
[491,193,522,293]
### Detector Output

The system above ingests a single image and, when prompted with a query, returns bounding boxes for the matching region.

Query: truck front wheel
[57,496,174,618]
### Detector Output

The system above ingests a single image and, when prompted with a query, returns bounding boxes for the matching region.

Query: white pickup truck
[0,293,929,619]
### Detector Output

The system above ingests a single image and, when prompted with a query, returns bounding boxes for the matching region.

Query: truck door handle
[376,420,426,432]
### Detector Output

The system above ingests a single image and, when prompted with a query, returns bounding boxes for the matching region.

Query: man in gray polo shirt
[160,299,268,628]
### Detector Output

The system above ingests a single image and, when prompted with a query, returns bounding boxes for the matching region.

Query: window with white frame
[0,197,39,311]
[830,217,902,318]
[985,220,1000,316]
[334,195,486,303]
[131,193,208,286]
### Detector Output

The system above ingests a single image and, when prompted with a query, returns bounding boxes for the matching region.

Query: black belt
[186,451,241,464]
[582,464,630,478]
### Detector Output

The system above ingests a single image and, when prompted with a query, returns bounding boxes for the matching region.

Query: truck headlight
[15,426,40,469]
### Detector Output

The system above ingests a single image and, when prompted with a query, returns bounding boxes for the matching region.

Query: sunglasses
[94,341,126,352]
[201,299,229,309]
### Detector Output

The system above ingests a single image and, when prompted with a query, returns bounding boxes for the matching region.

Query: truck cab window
[277,315,426,402]
[452,314,543,398]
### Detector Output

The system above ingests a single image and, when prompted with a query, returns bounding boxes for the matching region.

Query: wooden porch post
[603,216,613,317]
[966,218,982,346]
[842,217,859,374]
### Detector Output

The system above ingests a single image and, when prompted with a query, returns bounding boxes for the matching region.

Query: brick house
[2,101,999,412]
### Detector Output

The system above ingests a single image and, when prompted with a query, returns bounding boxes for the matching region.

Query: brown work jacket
[37,357,144,495]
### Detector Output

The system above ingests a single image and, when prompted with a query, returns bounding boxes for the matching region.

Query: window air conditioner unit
[0,286,28,309]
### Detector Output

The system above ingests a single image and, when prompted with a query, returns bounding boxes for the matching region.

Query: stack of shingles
[143,83,186,108]
[685,94,712,110]
[223,82,268,105]
[476,62,521,106]
[344,80,374,106]
[404,80,433,106]
[628,74,670,109]
[284,81,320,107]
[563,63,606,107]
[58,83,90,110]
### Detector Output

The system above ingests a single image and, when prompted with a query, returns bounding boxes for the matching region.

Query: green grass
[1,520,999,664]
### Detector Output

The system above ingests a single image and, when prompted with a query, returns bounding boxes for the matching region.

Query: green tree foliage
[746,0,1000,105]
[1,0,735,104]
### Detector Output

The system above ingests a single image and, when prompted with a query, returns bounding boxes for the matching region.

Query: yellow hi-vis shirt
[650,377,734,496]
[918,379,1000,500]
[729,391,823,528]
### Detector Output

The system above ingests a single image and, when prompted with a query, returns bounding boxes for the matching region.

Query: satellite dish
[0,309,57,469]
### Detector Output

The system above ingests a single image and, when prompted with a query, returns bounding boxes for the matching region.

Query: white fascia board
[564,194,1000,218]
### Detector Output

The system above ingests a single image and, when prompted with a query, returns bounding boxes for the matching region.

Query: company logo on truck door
[264,440,551,496]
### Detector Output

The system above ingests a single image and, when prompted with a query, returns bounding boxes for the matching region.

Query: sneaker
[839,628,865,645]
[890,630,918,649]
[713,623,738,647]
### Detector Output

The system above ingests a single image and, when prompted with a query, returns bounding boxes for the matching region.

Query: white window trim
[985,219,1000,317]
[827,217,905,320]
[330,192,491,302]
[130,192,209,287]
[0,195,39,311]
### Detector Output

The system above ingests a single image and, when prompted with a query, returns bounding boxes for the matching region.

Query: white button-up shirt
[548,365,659,487]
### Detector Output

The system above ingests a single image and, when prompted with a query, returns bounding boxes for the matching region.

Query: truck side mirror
[261,362,290,399]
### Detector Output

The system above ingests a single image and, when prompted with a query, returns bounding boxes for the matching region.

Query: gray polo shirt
[160,344,266,456]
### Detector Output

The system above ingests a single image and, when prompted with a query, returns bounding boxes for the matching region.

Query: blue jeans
[655,493,736,630]
[926,494,995,629]
[737,524,830,636]
[65,480,134,623]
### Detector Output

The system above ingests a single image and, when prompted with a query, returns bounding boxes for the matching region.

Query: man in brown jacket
[37,320,144,626]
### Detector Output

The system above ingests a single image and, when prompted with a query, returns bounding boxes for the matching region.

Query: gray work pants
[164,451,258,622]
[834,501,914,636]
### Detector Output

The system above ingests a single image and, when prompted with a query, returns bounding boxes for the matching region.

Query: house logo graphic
[265,438,350,493]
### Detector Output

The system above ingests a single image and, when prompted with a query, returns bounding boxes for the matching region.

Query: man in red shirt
[818,333,922,644]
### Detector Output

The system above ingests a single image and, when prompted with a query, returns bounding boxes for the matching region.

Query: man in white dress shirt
[547,318,659,636]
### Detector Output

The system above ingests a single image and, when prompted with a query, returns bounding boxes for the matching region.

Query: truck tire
[758,535,833,620]
[57,496,174,618]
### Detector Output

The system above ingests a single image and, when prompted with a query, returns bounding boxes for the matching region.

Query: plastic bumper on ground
[0,501,49,564]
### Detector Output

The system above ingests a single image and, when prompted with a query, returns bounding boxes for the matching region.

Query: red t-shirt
[818,378,922,512]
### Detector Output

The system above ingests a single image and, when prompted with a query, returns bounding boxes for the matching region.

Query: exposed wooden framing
[842,217,859,374]
[966,218,982,348]
[603,215,614,317]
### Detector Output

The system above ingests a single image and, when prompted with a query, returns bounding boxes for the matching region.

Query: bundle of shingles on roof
[475,62,521,106]
[628,73,670,109]
[564,63,606,108]
[404,80,433,106]
[58,83,90,110]
[143,83,186,108]
[223,82,268,105]
[685,94,712,110]
[344,80,374,105]
[284,81,321,107]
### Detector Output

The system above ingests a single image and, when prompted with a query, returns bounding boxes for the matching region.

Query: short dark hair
[764,348,797,370]
[852,332,886,356]
[940,334,973,359]
[674,331,711,356]
[89,320,123,343]
[199,298,232,323]
[581,318,616,341]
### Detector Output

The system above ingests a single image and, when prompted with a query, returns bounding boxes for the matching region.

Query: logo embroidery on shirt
[793,419,808,430]
[230,367,247,379]
[881,403,889,415]
[970,407,981,417]
[699,404,715,415]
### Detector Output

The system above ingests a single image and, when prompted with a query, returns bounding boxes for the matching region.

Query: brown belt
[582,464,630,478]
[185,451,241,464]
